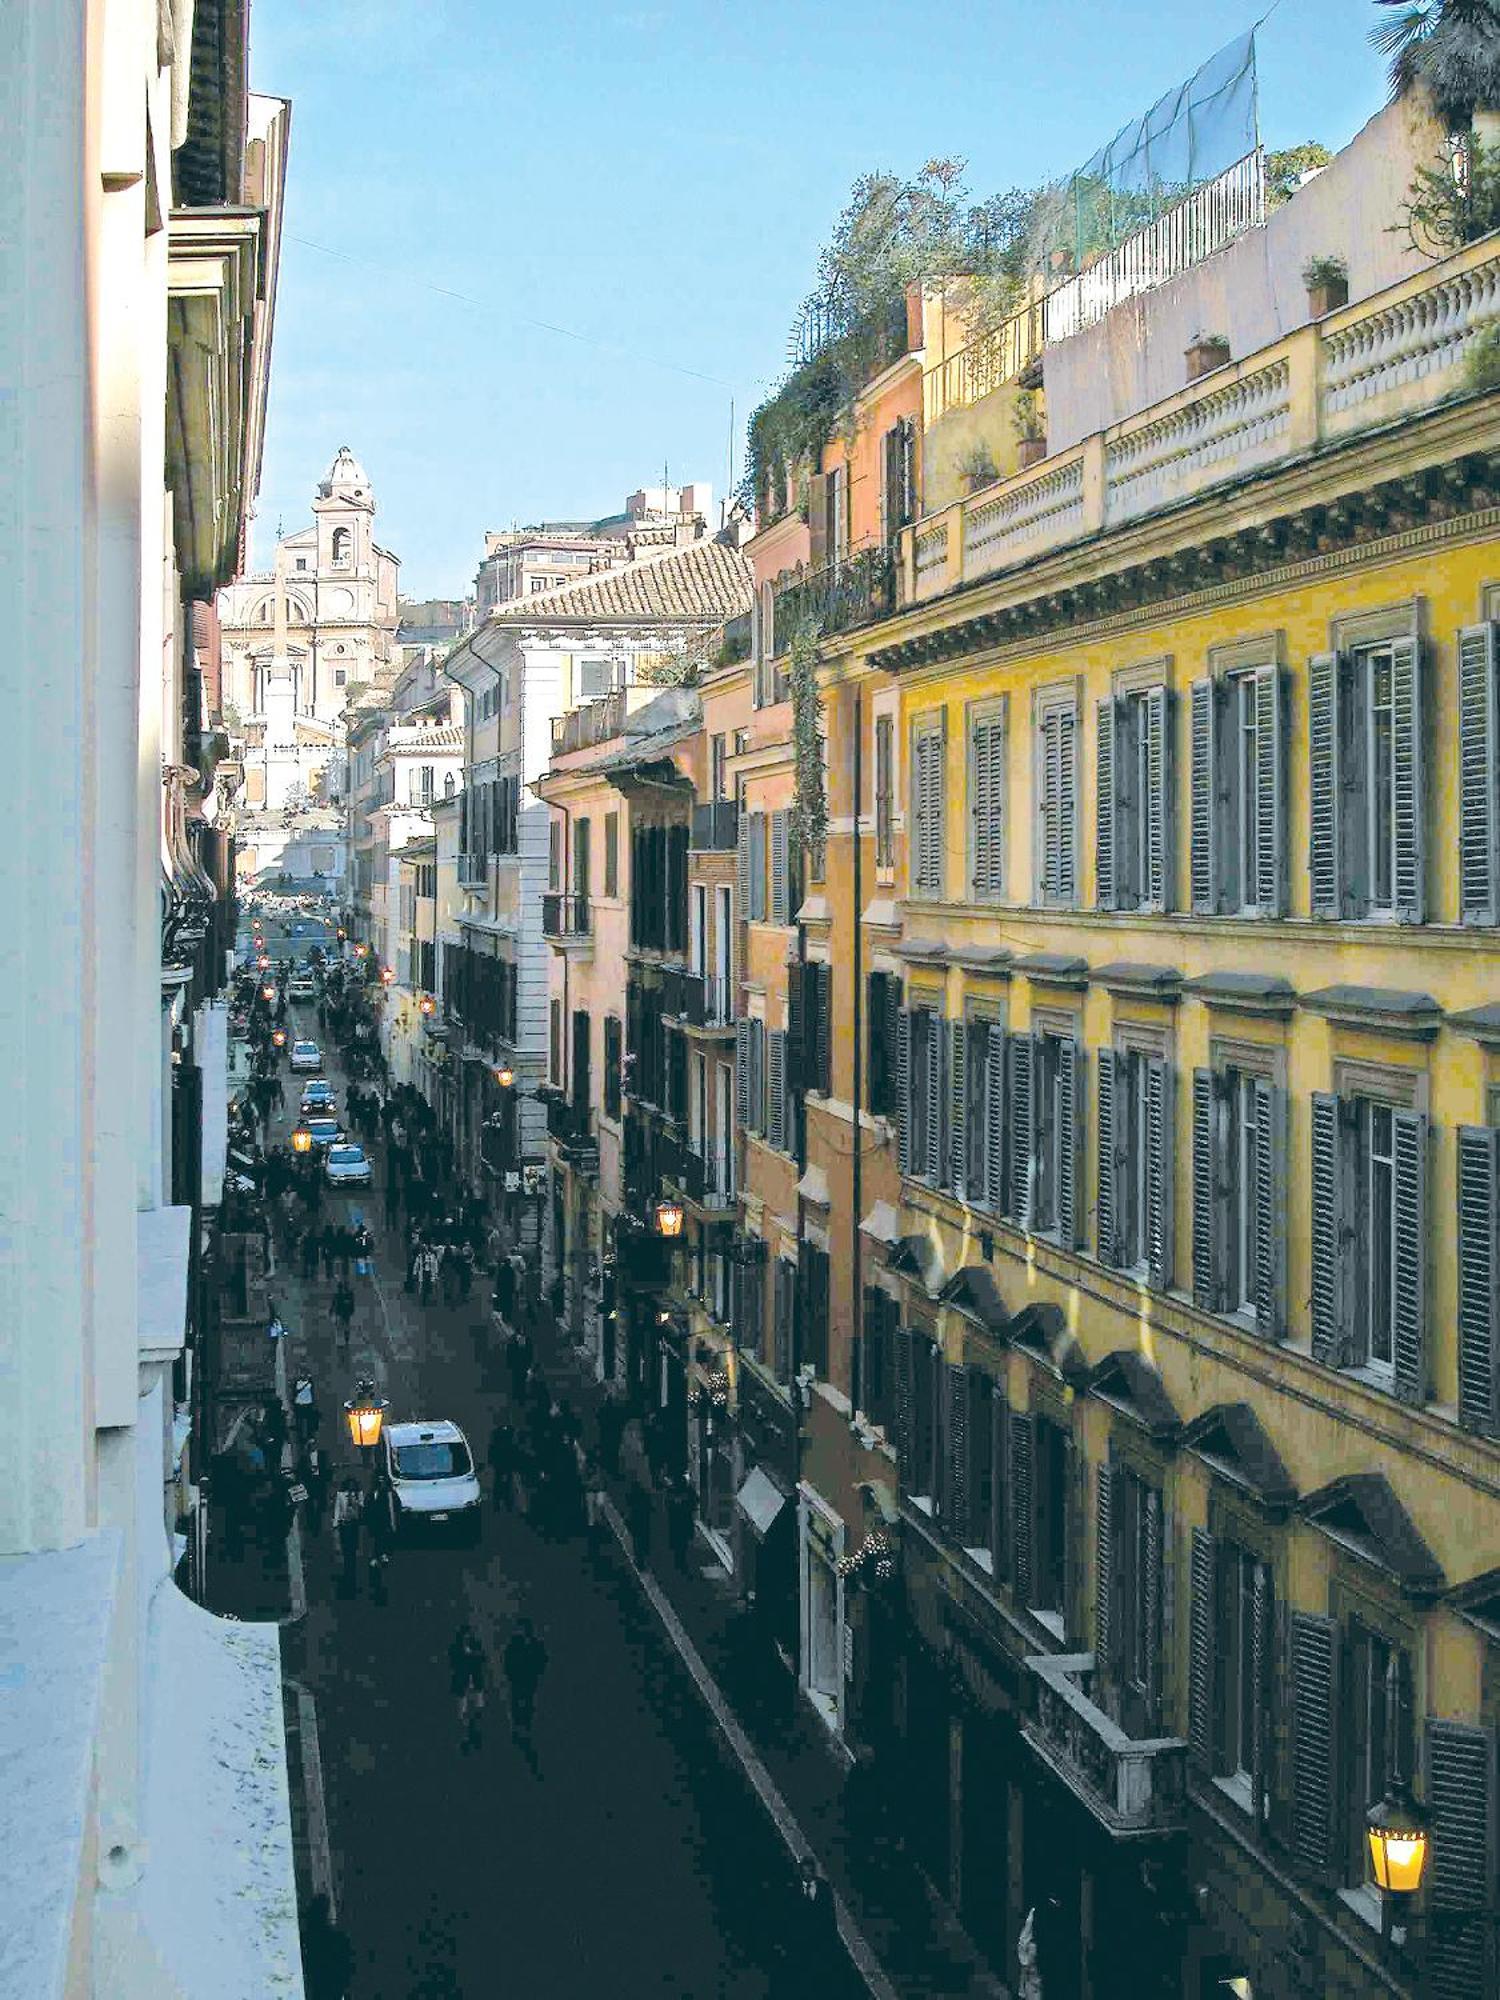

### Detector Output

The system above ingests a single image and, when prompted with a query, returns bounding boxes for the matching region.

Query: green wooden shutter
[949,1018,967,1200]
[816,964,832,1095]
[1307,652,1343,919]
[1390,635,1425,923]
[1096,697,1117,911]
[896,1007,911,1177]
[767,1030,786,1154]
[1145,684,1172,912]
[1458,623,1499,926]
[770,809,789,924]
[1188,1526,1215,1768]
[1146,1055,1174,1289]
[1191,1068,1219,1311]
[1250,1563,1272,1825]
[1010,1411,1034,1604]
[1096,1461,1115,1667]
[1457,1126,1500,1436]
[736,805,751,909]
[1189,677,1218,914]
[1252,1078,1286,1338]
[983,1027,1007,1214]
[1254,665,1285,916]
[1097,1048,1120,1267]
[1009,1033,1034,1227]
[1290,1612,1340,1878]
[1425,1719,1495,1992]
[1058,1036,1083,1250]
[1057,701,1078,904]
[945,1362,969,1541]
[1310,1092,1346,1366]
[1392,1108,1428,1405]
[734,1019,749,1126]
[925,1010,944,1184]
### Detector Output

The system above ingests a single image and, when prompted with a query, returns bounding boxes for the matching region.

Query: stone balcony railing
[902,233,1500,608]
[1021,1651,1187,1839]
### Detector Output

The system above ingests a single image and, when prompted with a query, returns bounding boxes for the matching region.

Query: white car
[379,1421,482,1542]
[325,1142,372,1187]
[289,1039,323,1073]
[288,976,317,1001]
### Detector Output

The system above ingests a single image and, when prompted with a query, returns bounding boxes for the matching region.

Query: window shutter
[1425,1720,1495,1992]
[770,809,789,924]
[983,1028,1007,1213]
[1390,635,1426,923]
[894,1328,915,1469]
[1290,1612,1340,1878]
[1058,1035,1083,1250]
[896,1007,911,1176]
[1307,652,1343,920]
[971,703,1006,900]
[767,1030,786,1154]
[1191,1068,1219,1311]
[735,1019,749,1127]
[1097,1048,1120,1267]
[1458,623,1499,926]
[806,473,828,568]
[1310,1092,1347,1366]
[749,1020,765,1136]
[1250,1562,1272,1824]
[773,1259,793,1382]
[1095,1461,1115,1667]
[1188,1526,1215,1767]
[1146,1056,1174,1289]
[949,1019,967,1199]
[736,806,751,910]
[816,964,832,1095]
[1037,708,1058,903]
[1142,1484,1163,1717]
[1144,684,1171,912]
[1252,1079,1286,1338]
[1095,697,1117,911]
[1189,677,1217,914]
[1010,1411,1034,1604]
[1057,701,1078,903]
[925,1011,945,1183]
[752,812,768,921]
[1392,1107,1428,1405]
[989,1392,1008,1578]
[1457,1126,1500,1435]
[945,1362,969,1540]
[787,961,806,1097]
[1009,1033,1035,1228]
[1253,666,1285,916]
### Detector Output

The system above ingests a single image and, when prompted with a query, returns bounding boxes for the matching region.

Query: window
[1188,1529,1272,1812]
[1009,1029,1082,1247]
[735,1018,767,1138]
[548,818,561,891]
[910,714,945,899]
[794,961,831,1098]
[1192,1065,1285,1329]
[1346,1623,1413,1890]
[331,526,351,566]
[549,998,562,1084]
[1098,1046,1173,1285]
[334,669,347,686]
[1112,1466,1162,1712]
[738,810,768,923]
[881,417,916,543]
[769,809,793,925]
[1458,623,1499,923]
[1034,687,1079,906]
[826,462,849,565]
[574,818,591,901]
[1031,1416,1069,1620]
[799,1243,830,1378]
[961,1017,1007,1211]
[868,970,900,1118]
[1457,1124,1500,1435]
[968,699,1007,901]
[570,1008,591,1113]
[295,557,307,572]
[1097,685,1171,912]
[578,657,614,698]
[529,575,550,593]
[1189,666,1285,916]
[710,734,727,802]
[1308,639,1424,921]
[419,765,434,806]
[874,714,895,870]
[1310,1091,1427,1401]
[604,1016,623,1120]
[604,812,619,897]
[857,1288,900,1436]
[897,1002,946,1185]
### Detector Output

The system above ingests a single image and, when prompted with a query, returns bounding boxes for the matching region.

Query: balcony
[551,690,624,756]
[771,543,896,646]
[716,611,752,668]
[541,892,593,955]
[457,850,486,889]
[671,970,734,1035]
[668,1144,736,1217]
[690,800,739,852]
[902,234,1500,610]
[546,1092,596,1159]
[1021,1652,1186,1839]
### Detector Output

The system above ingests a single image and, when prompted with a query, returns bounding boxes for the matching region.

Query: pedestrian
[261,1392,289,1465]
[352,1221,374,1276]
[334,1224,354,1282]
[300,1893,354,2000]
[292,1372,319,1446]
[332,1477,362,1596]
[300,1439,330,1535]
[626,1479,653,1571]
[581,1449,605,1545]
[321,1223,338,1282]
[507,1329,533,1402]
[366,1485,393,1607]
[787,1855,843,1979]
[404,1229,422,1295]
[449,1621,487,1753]
[666,1472,695,1569]
[596,1393,624,1479]
[383,1173,401,1229]
[487,1418,518,1511]
[420,1244,439,1305]
[502,1617,548,1768]
[301,1225,321,1281]
[331,1278,355,1354]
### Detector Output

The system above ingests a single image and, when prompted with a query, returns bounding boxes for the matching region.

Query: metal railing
[717,612,752,667]
[457,850,486,888]
[770,543,896,649]
[551,690,624,756]
[541,892,591,940]
[691,800,739,851]
[923,298,1045,427]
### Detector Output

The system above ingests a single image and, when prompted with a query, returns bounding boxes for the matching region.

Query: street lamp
[291,1126,313,1155]
[493,1064,515,1089]
[354,943,369,960]
[344,1377,388,1456]
[1366,1778,1431,1941]
[420,995,435,1016]
[272,1028,287,1049]
[653,1199,685,1239]
[261,984,276,1002]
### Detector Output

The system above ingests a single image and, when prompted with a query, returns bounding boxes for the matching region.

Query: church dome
[317,446,371,500]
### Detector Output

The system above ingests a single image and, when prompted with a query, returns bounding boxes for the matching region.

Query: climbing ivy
[788,621,827,872]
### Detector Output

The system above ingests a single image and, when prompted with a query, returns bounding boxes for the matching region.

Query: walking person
[666,1471,695,1570]
[332,1477,362,1597]
[595,1392,625,1479]
[331,1279,355,1356]
[366,1483,393,1607]
[300,1438,330,1536]
[449,1621,487,1753]
[292,1372,319,1448]
[383,1171,401,1229]
[487,1417,518,1511]
[502,1617,548,1771]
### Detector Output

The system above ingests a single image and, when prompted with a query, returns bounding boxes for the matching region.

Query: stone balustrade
[1022,1651,1187,1838]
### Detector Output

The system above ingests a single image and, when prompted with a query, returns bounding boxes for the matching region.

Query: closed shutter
[1426,1720,1495,1992]
[1096,1461,1115,1667]
[1143,1485,1163,1717]
[770,810,789,924]
[751,812,768,921]
[1310,1092,1346,1366]
[1010,1411,1034,1604]
[945,1362,969,1540]
[787,960,805,1097]
[1308,652,1343,919]
[1458,623,1499,926]
[1392,1107,1428,1405]
[773,1259,794,1382]
[1144,684,1172,912]
[894,1327,915,1468]
[1097,1048,1120,1267]
[913,724,945,898]
[971,701,1007,900]
[749,1020,765,1136]
[1188,1526,1215,1767]
[1191,1068,1219,1310]
[949,1019,967,1199]
[1009,1033,1035,1227]
[925,1011,944,1184]
[736,809,751,910]
[1189,677,1218,914]
[1390,635,1425,923]
[896,1007,911,1176]
[1253,665,1285,916]
[990,1393,1008,1578]
[1457,1126,1500,1435]
[1252,1078,1286,1338]
[816,964,832,1095]
[1058,1036,1083,1250]
[1096,697,1117,911]
[983,1028,1007,1213]
[1057,701,1078,903]
[735,1020,749,1126]
[767,1031,786,1154]
[1146,1056,1174,1289]
[1290,1612,1340,1877]
[1251,1562,1272,1824]
[964,1020,986,1200]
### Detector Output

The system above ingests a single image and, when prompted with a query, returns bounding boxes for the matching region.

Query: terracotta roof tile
[487,536,752,626]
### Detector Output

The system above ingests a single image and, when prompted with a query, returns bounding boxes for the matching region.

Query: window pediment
[1301,1473,1445,1598]
[1182,1402,1296,1511]
[1087,1349,1181,1441]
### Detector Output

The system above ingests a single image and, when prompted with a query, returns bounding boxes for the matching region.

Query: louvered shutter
[1189,677,1218,914]
[751,1019,766,1136]
[1144,684,1172,912]
[1096,1462,1115,1667]
[735,1019,749,1127]
[816,964,832,1095]
[1038,708,1060,902]
[1392,1107,1428,1405]
[895,1007,911,1176]
[736,809,751,911]
[1146,1056,1174,1289]
[949,1019,967,1199]
[894,1327,915,1469]
[1191,1069,1219,1310]
[945,1362,969,1540]
[1390,635,1425,923]
[1310,1092,1347,1366]
[925,1012,944,1184]
[1143,1485,1163,1717]
[1009,1033,1034,1227]
[787,960,805,1097]
[963,1020,986,1200]
[983,1028,1006,1213]
[1290,1612,1340,1877]
[1307,651,1343,919]
[1253,665,1285,916]
[1252,1078,1285,1338]
[971,702,1006,900]
[990,1393,1008,1577]
[1097,1048,1120,1267]
[1057,702,1078,903]
[1188,1527,1215,1767]
[770,809,789,924]
[753,812,768,921]
[1095,697,1117,910]
[1058,1035,1083,1250]
[767,1030,786,1153]
[774,1258,793,1382]
[1010,1411,1034,1604]
[1250,1562,1271,1824]
[1426,1720,1495,1992]
[1457,1126,1500,1435]
[1458,623,1499,926]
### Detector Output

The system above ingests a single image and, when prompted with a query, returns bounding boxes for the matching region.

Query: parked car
[300,1081,337,1115]
[325,1143,372,1187]
[287,976,316,1001]
[378,1421,482,1542]
[289,1040,323,1073]
[303,1116,343,1150]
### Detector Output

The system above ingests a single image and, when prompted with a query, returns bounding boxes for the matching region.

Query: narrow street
[268,996,866,2000]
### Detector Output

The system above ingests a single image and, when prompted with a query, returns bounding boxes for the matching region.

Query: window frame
[1033,681,1080,909]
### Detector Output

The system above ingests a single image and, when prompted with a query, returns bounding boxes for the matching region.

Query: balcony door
[691,882,707,978]
[716,1061,734,1196]
[714,884,731,1020]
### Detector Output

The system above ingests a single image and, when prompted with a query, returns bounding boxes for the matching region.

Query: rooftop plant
[1372,0,1500,136]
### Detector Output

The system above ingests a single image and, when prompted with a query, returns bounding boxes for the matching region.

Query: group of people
[447,1615,549,1766]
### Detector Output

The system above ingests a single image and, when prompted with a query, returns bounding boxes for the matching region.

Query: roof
[486,535,752,627]
[387,1419,466,1447]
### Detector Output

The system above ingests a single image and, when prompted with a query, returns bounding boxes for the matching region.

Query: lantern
[354,943,369,959]
[653,1199,685,1239]
[291,1126,313,1155]
[381,965,395,985]
[262,984,276,1003]
[272,1028,287,1049]
[420,995,435,1016]
[493,1064,515,1089]
[1366,1778,1430,1901]
[344,1378,388,1453]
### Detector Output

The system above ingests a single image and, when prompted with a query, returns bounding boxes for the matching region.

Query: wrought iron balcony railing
[770,543,896,649]
[541,892,591,940]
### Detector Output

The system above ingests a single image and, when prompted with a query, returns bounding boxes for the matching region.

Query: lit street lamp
[261,984,276,1003]
[1366,1777,1431,1942]
[272,1028,287,1049]
[493,1064,515,1089]
[344,1377,388,1457]
[420,995,435,1016]
[291,1126,313,1155]
[653,1199,685,1239]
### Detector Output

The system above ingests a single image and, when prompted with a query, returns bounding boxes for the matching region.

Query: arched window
[444,772,455,798]
[332,526,351,566]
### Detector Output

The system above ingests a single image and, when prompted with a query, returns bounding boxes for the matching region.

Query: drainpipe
[852,686,864,1421]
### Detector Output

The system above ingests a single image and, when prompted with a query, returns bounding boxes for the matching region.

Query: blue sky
[248,0,1395,597]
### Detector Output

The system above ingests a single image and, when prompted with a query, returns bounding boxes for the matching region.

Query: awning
[859,1201,901,1247]
[735,1465,789,1539]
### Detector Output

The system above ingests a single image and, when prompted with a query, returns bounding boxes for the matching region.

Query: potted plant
[1185,332,1231,383]
[1302,254,1349,318]
[1013,390,1046,469]
[957,443,1000,495]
